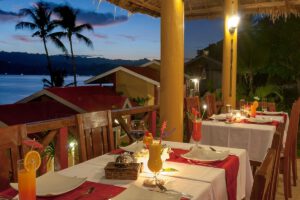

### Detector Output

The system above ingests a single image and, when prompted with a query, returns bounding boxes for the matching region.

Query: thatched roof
[106,0,300,20]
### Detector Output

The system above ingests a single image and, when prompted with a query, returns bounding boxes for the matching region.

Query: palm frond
[49,35,69,56]
[15,22,37,30]
[74,24,93,33]
[32,31,40,37]
[19,8,38,23]
[75,33,93,48]
[49,31,67,39]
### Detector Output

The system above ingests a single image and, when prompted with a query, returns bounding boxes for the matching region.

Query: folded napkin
[168,148,239,200]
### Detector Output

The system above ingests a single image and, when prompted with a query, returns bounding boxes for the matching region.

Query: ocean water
[0,75,92,105]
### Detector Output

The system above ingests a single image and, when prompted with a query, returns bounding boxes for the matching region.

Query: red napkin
[168,148,239,200]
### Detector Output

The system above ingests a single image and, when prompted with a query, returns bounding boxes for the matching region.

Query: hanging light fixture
[228,15,240,35]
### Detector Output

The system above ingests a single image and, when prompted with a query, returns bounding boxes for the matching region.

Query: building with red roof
[84,61,161,105]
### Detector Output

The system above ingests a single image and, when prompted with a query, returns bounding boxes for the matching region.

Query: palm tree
[16,2,68,86]
[53,5,93,86]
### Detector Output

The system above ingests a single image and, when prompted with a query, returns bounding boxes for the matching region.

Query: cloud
[0,9,20,22]
[12,35,38,43]
[118,34,138,41]
[46,2,128,27]
[93,33,108,39]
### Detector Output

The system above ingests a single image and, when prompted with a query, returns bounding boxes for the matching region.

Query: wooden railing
[0,105,159,173]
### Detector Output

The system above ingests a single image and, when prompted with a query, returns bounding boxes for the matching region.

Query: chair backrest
[267,102,276,112]
[251,148,276,200]
[204,93,217,117]
[76,110,115,162]
[269,128,283,200]
[0,124,27,190]
[284,101,300,158]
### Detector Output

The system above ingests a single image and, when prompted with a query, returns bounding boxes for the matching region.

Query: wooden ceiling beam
[127,0,160,13]
[187,0,300,16]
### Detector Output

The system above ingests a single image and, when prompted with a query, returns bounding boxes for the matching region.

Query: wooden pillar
[54,127,68,170]
[160,0,184,141]
[222,0,238,108]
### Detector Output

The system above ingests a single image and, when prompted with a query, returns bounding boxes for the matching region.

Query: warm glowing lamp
[228,15,240,34]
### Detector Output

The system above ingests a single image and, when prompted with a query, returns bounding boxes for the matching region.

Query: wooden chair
[204,93,217,117]
[0,125,27,190]
[250,148,277,200]
[184,96,200,141]
[267,102,276,112]
[75,110,115,162]
[290,98,300,187]
[279,101,300,199]
[269,128,284,200]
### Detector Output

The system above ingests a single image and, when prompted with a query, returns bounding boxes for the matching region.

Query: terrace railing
[0,105,159,175]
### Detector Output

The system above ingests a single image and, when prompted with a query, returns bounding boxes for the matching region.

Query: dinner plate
[262,111,283,115]
[181,146,229,163]
[10,172,86,197]
[111,185,181,200]
[210,114,227,121]
[247,117,272,123]
[120,141,144,153]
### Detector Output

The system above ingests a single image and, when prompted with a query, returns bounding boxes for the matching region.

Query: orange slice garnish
[24,150,41,171]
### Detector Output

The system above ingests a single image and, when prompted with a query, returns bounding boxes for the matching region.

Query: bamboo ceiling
[106,0,300,19]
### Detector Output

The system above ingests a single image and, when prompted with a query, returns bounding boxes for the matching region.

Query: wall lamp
[228,15,240,35]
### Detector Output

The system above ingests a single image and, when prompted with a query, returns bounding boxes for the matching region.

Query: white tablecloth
[59,142,253,200]
[199,113,289,162]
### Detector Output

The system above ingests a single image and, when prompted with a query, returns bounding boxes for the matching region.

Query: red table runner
[168,148,239,200]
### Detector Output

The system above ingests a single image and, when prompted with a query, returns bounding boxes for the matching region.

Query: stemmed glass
[129,120,147,144]
[146,141,164,186]
[261,98,268,112]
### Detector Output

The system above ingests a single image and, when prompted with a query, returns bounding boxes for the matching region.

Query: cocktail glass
[18,160,36,200]
[192,120,202,146]
[145,141,164,186]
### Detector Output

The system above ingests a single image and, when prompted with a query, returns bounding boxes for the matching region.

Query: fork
[74,187,95,200]
[156,183,193,199]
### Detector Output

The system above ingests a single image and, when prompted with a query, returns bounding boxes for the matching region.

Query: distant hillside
[0,51,149,75]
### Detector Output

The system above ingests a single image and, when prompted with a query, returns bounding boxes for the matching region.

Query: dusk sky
[0,0,224,60]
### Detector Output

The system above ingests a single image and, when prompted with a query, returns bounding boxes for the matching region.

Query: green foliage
[130,96,150,106]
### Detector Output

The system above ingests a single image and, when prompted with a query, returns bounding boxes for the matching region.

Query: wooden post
[160,0,184,142]
[222,0,238,108]
[150,111,157,137]
[55,127,68,170]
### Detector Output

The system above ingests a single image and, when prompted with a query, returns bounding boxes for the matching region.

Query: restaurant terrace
[0,1,299,200]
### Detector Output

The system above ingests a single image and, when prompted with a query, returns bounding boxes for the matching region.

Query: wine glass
[261,98,268,112]
[129,120,147,144]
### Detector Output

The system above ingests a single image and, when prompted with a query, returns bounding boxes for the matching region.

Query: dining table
[198,111,289,162]
[1,141,253,200]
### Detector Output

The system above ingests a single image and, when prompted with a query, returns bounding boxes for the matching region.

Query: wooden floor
[276,159,300,199]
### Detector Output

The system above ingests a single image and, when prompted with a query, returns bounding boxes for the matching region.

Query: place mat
[168,148,239,200]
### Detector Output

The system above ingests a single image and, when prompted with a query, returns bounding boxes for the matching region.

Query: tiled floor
[276,159,300,199]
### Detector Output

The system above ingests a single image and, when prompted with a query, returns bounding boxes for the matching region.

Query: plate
[262,111,283,115]
[10,172,86,197]
[247,117,272,123]
[120,141,144,153]
[210,114,227,121]
[111,185,181,200]
[181,146,229,163]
